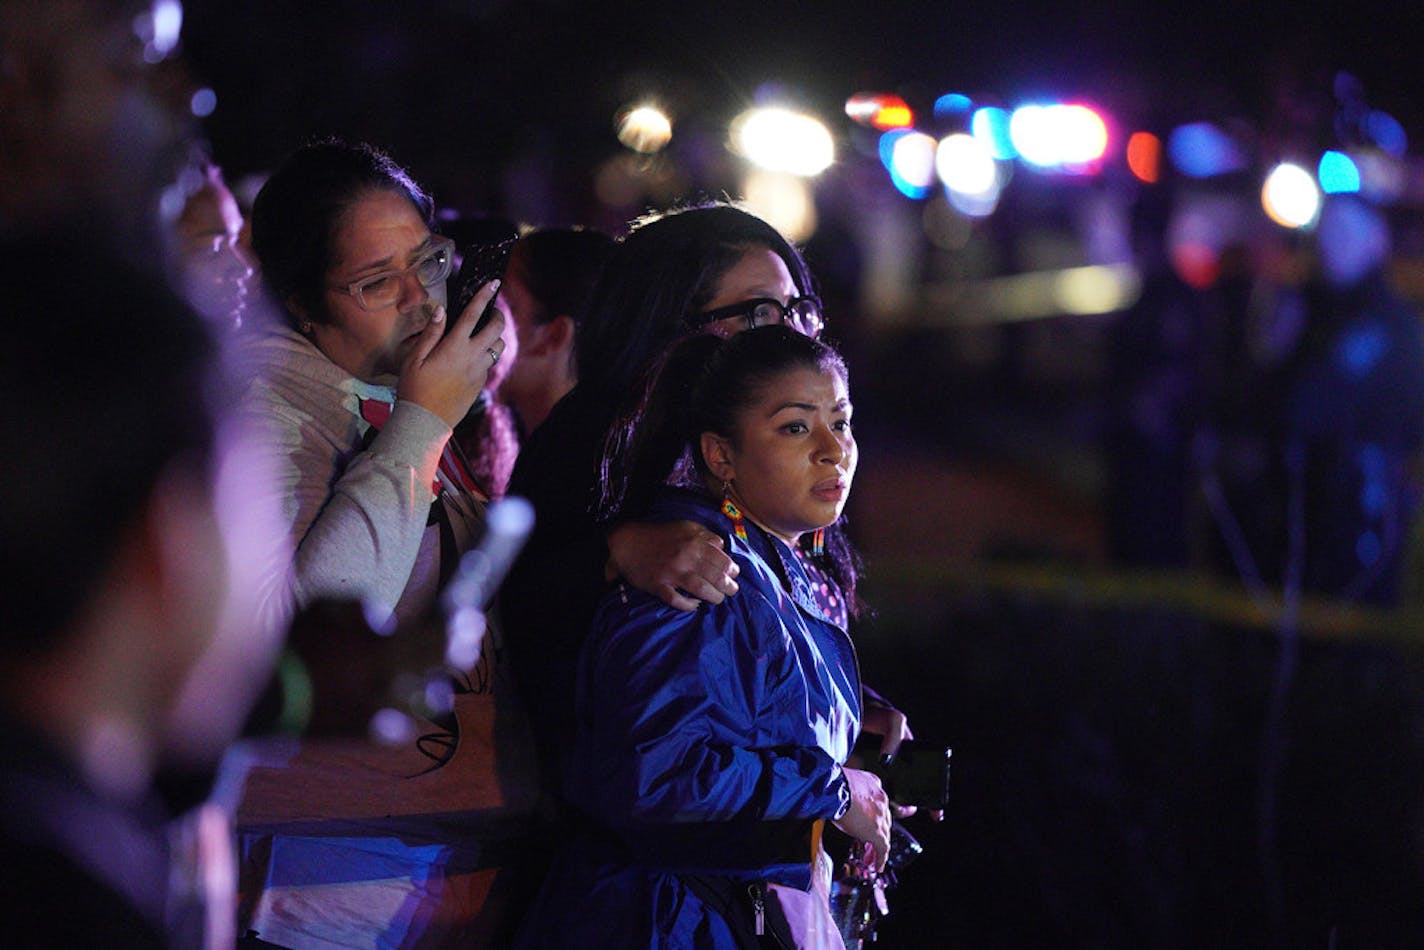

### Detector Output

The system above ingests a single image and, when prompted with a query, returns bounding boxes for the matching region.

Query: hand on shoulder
[606,519,740,612]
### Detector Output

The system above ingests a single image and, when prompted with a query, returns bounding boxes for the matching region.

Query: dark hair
[436,210,518,250]
[250,139,433,329]
[508,227,616,328]
[0,235,217,654]
[605,325,862,616]
[575,202,816,398]
[507,227,616,377]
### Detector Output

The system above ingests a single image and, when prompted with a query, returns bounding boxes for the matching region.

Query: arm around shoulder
[605,519,740,611]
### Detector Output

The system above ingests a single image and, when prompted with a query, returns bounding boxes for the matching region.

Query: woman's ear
[700,431,736,484]
[287,295,313,333]
[533,314,576,357]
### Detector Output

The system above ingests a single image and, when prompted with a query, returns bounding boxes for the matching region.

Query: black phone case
[449,238,515,335]
[867,738,952,809]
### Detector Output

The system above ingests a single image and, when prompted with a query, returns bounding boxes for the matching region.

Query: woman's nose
[816,427,845,463]
[398,270,430,310]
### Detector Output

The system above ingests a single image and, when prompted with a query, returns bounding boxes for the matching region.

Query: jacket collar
[646,487,841,629]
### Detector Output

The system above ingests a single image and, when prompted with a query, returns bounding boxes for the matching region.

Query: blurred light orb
[947,185,1001,218]
[873,104,913,131]
[934,93,973,118]
[1055,265,1138,315]
[888,131,938,198]
[1008,105,1056,165]
[1126,131,1162,184]
[1009,104,1108,168]
[971,107,1016,159]
[1317,150,1361,194]
[733,107,834,177]
[1366,110,1407,157]
[617,105,673,153]
[445,605,487,670]
[1056,105,1109,165]
[936,133,997,196]
[878,129,907,172]
[1354,150,1406,204]
[135,0,183,64]
[741,170,818,242]
[1171,241,1220,289]
[1338,323,1387,376]
[845,93,913,130]
[1168,122,1246,178]
[845,93,881,125]
[423,677,456,717]
[1261,162,1321,229]
[369,708,416,745]
[190,87,217,118]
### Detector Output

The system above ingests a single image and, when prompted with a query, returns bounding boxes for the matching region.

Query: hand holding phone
[856,735,952,810]
[449,238,516,337]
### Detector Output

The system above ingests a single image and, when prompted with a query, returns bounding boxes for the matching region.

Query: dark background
[182,0,1424,206]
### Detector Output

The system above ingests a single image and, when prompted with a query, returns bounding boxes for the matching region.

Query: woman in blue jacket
[519,326,890,948]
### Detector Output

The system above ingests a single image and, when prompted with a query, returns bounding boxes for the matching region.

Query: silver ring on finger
[487,346,500,365]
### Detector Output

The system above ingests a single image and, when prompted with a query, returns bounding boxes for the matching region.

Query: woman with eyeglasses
[243,139,507,632]
[502,203,835,795]
[503,201,932,810]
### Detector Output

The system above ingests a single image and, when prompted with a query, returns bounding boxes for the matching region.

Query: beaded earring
[811,527,825,558]
[721,482,748,541]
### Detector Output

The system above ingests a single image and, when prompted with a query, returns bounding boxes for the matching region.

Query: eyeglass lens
[356,244,453,310]
[786,298,823,336]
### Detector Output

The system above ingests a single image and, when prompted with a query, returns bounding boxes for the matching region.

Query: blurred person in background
[448,224,618,494]
[1104,188,1212,570]
[1286,195,1424,606]
[0,4,289,946]
[494,227,617,436]
[0,0,195,265]
[172,154,256,332]
[0,234,287,946]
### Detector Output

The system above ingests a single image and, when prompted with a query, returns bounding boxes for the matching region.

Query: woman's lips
[811,478,848,502]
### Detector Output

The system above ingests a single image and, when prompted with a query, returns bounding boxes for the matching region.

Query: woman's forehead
[747,365,849,409]
[708,246,796,305]
[330,190,429,269]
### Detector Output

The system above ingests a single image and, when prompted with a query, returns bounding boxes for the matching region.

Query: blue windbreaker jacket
[517,487,861,947]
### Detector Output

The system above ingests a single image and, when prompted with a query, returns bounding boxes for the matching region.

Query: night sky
[182,0,1424,209]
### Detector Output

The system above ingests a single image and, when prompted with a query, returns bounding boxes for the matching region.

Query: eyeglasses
[333,236,456,312]
[694,294,825,339]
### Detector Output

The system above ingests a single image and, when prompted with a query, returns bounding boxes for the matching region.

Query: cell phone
[449,238,515,337]
[864,738,952,810]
